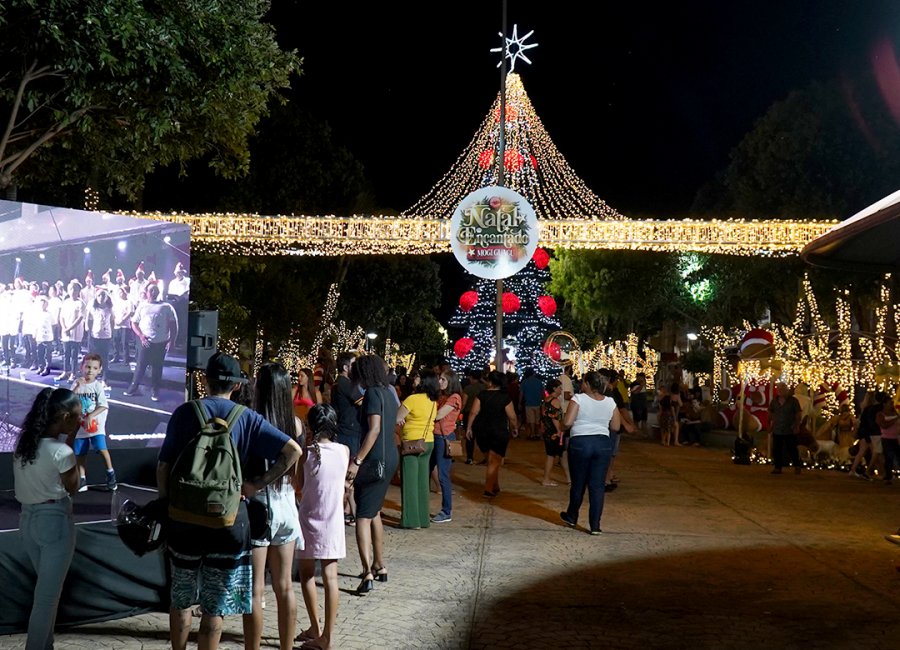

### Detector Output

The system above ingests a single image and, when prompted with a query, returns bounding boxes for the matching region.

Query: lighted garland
[134,211,836,257]
[576,333,659,388]
[404,73,623,221]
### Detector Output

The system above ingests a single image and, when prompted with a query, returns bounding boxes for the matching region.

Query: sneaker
[78,477,87,492]
[123,387,142,397]
[465,459,474,465]
[559,511,576,527]
[150,390,160,402]
[106,470,118,491]
[590,529,602,536]
[604,482,618,492]
[431,512,452,523]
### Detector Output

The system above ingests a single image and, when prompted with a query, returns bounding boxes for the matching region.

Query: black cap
[206,351,248,385]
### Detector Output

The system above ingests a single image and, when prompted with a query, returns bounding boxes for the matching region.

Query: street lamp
[686,332,699,341]
[366,331,378,353]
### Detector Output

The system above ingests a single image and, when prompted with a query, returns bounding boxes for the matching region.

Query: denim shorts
[250,484,302,549]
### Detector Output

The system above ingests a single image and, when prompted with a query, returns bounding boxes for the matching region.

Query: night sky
[273,0,900,217]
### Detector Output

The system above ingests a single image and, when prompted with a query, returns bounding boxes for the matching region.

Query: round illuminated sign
[450,186,539,279]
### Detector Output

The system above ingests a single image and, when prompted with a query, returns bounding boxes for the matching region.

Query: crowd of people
[0,262,186,401]
[14,345,898,649]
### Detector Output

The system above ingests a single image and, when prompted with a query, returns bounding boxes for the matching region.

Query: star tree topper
[490,24,538,72]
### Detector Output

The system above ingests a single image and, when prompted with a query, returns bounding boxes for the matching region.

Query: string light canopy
[404,73,624,222]
[129,45,837,255]
[134,211,836,257]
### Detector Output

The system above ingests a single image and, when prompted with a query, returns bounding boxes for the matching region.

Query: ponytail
[15,388,80,467]
[307,403,340,476]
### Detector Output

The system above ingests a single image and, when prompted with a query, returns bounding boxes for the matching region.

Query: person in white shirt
[558,365,575,416]
[48,284,63,357]
[167,262,190,302]
[125,283,178,402]
[89,289,114,371]
[13,387,83,650]
[559,370,621,535]
[33,295,54,376]
[112,285,135,364]
[58,281,86,382]
[0,285,19,368]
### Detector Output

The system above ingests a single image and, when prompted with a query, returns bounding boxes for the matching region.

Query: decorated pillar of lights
[579,335,659,388]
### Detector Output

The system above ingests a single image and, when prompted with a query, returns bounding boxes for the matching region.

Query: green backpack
[168,400,246,528]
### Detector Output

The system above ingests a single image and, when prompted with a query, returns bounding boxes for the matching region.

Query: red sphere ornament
[533,248,550,269]
[495,105,519,122]
[503,150,525,172]
[459,291,478,312]
[454,337,475,358]
[543,340,561,361]
[537,295,557,317]
[477,150,494,169]
[501,292,520,314]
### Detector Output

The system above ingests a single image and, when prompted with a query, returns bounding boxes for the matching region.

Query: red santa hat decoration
[101,268,112,284]
[84,269,93,283]
[739,328,775,360]
[135,261,146,276]
[116,269,125,282]
[174,262,186,274]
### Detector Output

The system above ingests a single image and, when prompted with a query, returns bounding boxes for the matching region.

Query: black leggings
[773,434,801,469]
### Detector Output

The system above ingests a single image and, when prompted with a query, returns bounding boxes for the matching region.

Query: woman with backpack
[13,388,83,650]
[243,363,305,650]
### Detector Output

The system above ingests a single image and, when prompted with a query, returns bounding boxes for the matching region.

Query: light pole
[366,331,378,353]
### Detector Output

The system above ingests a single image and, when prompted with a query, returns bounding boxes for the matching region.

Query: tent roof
[801,189,900,272]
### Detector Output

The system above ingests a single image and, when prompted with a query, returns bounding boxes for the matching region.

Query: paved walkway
[2,436,899,649]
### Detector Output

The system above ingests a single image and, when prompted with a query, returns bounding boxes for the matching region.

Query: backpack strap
[224,403,246,429]
[191,400,210,429]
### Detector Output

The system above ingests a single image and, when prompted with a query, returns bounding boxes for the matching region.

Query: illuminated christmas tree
[449,248,561,376]
[405,38,623,374]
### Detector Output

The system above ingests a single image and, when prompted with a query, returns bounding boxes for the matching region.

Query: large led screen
[0,200,190,452]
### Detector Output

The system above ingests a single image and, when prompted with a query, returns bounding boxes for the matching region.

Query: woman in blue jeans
[13,387,83,649]
[559,371,621,535]
[430,371,463,523]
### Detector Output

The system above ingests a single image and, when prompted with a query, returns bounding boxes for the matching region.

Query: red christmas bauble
[503,150,525,172]
[537,295,557,317]
[533,248,550,269]
[459,291,478,312]
[454,337,475,358]
[543,340,561,361]
[495,105,519,122]
[478,150,494,169]
[501,292,520,314]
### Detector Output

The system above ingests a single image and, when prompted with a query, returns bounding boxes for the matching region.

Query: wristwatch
[353,457,364,466]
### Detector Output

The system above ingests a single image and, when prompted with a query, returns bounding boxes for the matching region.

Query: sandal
[344,513,356,526]
[297,629,318,643]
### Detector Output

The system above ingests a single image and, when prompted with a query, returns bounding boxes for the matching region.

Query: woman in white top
[13,387,83,650]
[559,371,621,535]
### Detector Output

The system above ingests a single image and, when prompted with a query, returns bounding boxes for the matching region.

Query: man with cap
[125,283,177,401]
[157,351,303,650]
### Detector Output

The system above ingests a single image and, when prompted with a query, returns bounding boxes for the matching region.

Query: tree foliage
[693,77,900,218]
[0,0,299,199]
[336,257,444,361]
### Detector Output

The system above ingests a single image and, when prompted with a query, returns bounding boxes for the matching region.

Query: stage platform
[0,484,168,634]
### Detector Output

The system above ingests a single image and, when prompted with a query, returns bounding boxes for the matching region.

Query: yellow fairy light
[127,75,834,258]
[132,210,836,258]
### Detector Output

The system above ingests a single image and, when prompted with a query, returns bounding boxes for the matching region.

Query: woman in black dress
[466,370,518,497]
[345,355,399,595]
